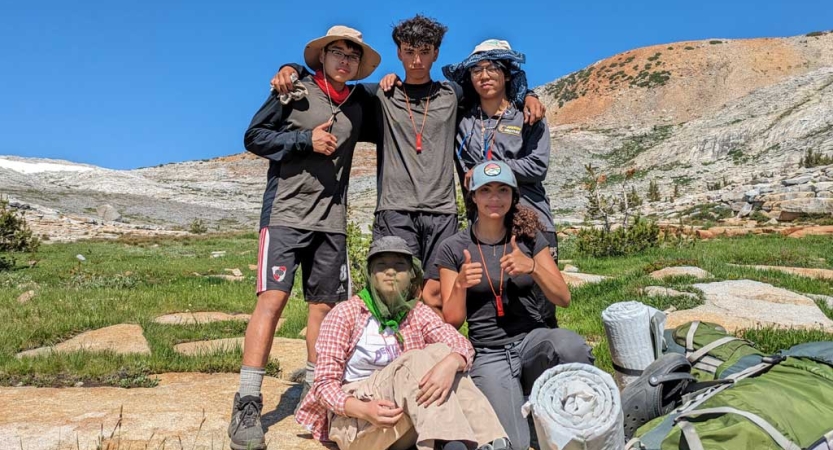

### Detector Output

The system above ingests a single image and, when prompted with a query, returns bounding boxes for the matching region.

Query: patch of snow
[0,157,96,174]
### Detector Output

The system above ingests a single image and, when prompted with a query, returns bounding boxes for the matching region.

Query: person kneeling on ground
[296,235,511,450]
[436,161,595,450]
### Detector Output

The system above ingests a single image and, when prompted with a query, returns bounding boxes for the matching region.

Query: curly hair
[465,191,544,244]
[392,14,448,49]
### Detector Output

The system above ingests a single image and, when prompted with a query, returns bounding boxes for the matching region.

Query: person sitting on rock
[296,235,511,450]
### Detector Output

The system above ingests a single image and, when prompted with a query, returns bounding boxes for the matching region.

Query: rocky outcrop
[664,280,833,332]
[16,324,151,359]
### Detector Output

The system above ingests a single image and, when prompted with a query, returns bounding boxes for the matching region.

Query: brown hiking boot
[228,392,266,450]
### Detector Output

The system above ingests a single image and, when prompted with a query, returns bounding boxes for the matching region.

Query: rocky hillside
[0,143,379,241]
[539,31,833,128]
[2,32,832,241]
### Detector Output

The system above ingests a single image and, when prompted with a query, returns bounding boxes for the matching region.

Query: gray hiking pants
[470,328,595,450]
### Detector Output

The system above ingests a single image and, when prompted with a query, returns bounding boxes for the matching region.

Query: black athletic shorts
[255,226,350,302]
[372,210,458,280]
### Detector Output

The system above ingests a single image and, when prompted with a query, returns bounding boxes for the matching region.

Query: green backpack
[666,321,765,380]
[626,322,833,450]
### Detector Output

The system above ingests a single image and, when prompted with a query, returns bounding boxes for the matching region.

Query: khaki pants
[329,343,507,450]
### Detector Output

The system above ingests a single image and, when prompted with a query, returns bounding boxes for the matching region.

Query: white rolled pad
[522,363,624,450]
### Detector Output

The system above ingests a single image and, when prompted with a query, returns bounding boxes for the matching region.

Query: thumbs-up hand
[312,119,337,155]
[500,236,534,277]
[456,249,483,289]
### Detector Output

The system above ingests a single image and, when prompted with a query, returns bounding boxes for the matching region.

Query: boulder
[561,272,608,287]
[153,312,256,325]
[734,264,833,280]
[665,280,833,332]
[737,203,753,217]
[95,204,122,222]
[813,182,833,192]
[786,225,833,238]
[174,335,302,380]
[16,324,150,358]
[781,198,833,215]
[782,175,812,186]
[563,264,580,273]
[649,266,712,280]
[16,290,35,304]
[641,286,699,300]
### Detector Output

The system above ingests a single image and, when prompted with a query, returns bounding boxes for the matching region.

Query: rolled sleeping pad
[522,363,625,450]
[602,301,666,390]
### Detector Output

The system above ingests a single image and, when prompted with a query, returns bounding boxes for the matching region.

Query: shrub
[806,31,826,37]
[749,210,770,223]
[456,189,468,230]
[684,46,695,50]
[709,40,724,45]
[575,217,660,257]
[620,186,642,212]
[647,179,661,202]
[0,199,40,270]
[347,221,372,289]
[189,218,208,234]
[800,148,833,168]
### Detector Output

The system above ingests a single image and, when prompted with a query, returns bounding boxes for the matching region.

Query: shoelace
[238,399,261,429]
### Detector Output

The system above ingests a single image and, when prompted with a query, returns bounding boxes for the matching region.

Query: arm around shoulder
[243,93,313,162]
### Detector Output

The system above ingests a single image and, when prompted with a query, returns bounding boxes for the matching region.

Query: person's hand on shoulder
[523,95,546,124]
[271,66,300,94]
[379,73,402,92]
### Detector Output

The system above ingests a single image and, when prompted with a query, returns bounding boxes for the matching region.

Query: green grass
[0,233,289,387]
[558,234,833,371]
[1,233,832,386]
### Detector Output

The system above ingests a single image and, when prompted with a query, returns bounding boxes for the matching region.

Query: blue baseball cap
[469,161,518,192]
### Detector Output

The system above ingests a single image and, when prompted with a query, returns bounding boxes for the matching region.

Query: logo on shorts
[336,284,346,294]
[483,162,501,176]
[271,266,287,282]
[339,264,348,282]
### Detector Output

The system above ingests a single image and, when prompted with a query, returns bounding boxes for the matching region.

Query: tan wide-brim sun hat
[303,25,381,81]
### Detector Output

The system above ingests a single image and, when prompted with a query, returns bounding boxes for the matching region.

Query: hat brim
[367,248,414,261]
[303,36,381,81]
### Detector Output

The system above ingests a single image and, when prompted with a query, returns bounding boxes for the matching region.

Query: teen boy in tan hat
[229,25,380,450]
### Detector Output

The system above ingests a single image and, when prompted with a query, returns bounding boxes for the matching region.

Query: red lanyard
[479,105,507,160]
[403,87,433,154]
[475,236,507,317]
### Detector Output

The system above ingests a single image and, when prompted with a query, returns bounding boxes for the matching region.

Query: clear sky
[1,0,831,169]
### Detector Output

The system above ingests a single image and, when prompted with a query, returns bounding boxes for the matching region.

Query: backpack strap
[678,421,705,450]
[688,336,742,363]
[685,321,700,352]
[675,407,801,450]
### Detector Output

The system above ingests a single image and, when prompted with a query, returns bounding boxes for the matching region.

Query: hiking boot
[228,392,266,450]
[293,380,311,415]
[477,437,511,450]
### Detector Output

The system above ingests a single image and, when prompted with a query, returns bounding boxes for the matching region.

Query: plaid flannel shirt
[295,295,474,442]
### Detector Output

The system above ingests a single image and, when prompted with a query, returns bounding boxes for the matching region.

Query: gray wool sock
[304,361,315,385]
[239,365,266,398]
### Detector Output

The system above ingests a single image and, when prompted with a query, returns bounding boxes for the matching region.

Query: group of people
[229,15,594,450]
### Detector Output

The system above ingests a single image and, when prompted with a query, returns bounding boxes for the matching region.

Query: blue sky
[1,0,831,170]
